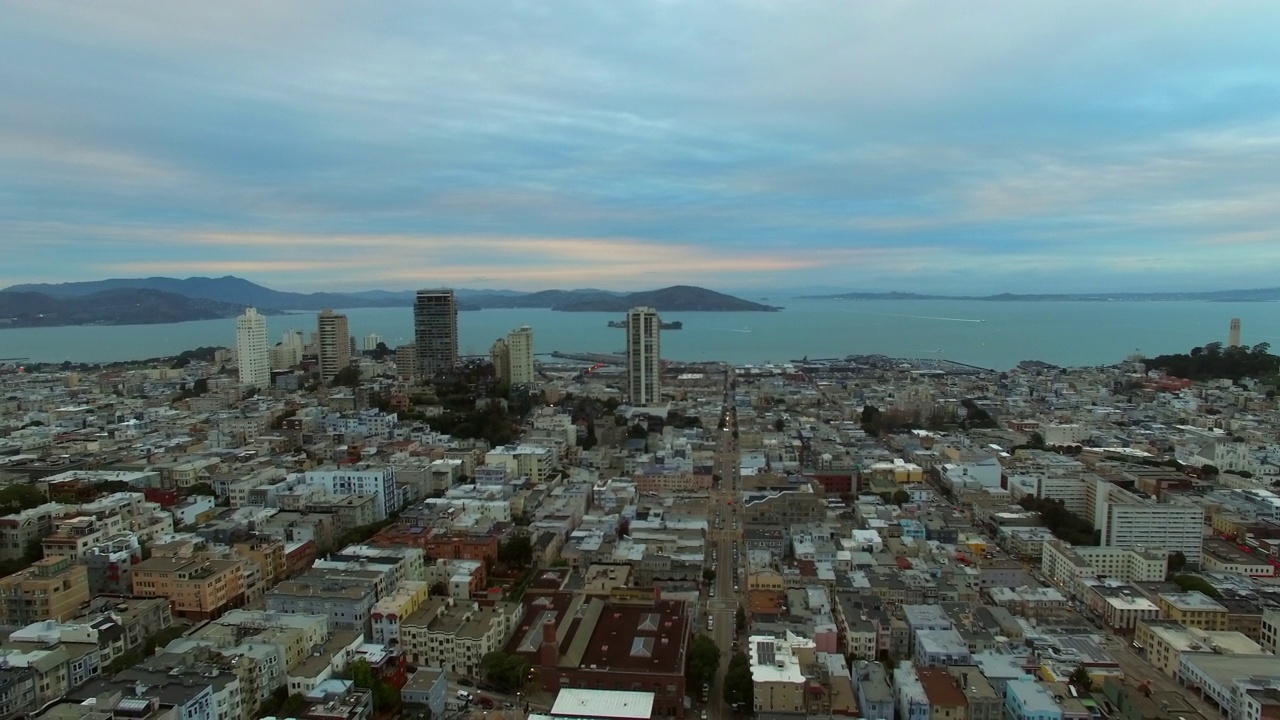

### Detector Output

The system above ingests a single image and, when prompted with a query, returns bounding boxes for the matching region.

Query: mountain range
[0,276,778,329]
[802,288,1280,302]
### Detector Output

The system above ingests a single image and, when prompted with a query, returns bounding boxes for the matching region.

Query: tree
[1168,551,1188,574]
[331,365,361,387]
[722,652,754,710]
[581,420,598,451]
[1069,665,1093,690]
[429,581,448,596]
[629,422,648,439]
[686,634,721,691]
[348,658,401,711]
[1172,574,1221,598]
[735,606,746,633]
[703,568,716,583]
[482,652,531,692]
[773,417,785,433]
[184,482,216,498]
[0,485,47,513]
[891,490,911,506]
[1028,432,1046,450]
[498,534,534,569]
[1201,464,1220,478]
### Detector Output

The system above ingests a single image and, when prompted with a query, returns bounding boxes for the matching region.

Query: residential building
[1093,481,1205,565]
[266,577,377,635]
[83,533,144,595]
[401,667,446,718]
[317,310,351,383]
[1134,620,1264,676]
[919,667,968,720]
[413,289,458,378]
[370,581,430,645]
[853,661,895,720]
[0,503,70,561]
[625,307,661,406]
[505,325,534,386]
[1156,592,1229,632]
[1041,540,1168,594]
[131,555,245,620]
[746,632,813,715]
[948,666,1001,720]
[300,466,400,520]
[236,308,270,390]
[1004,678,1063,720]
[400,597,523,677]
[0,556,90,625]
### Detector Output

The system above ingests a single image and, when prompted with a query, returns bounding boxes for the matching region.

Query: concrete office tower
[506,326,534,385]
[1229,318,1242,348]
[363,333,384,353]
[626,307,662,405]
[236,308,270,390]
[317,309,351,383]
[414,289,458,378]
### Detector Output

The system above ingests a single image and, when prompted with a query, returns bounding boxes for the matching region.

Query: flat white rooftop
[550,688,655,720]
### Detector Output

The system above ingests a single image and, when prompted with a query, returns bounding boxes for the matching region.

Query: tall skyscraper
[317,309,351,383]
[1229,318,1242,348]
[626,307,661,405]
[235,308,270,390]
[506,325,534,386]
[414,289,458,378]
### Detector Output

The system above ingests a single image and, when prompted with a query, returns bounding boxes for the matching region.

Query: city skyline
[4,2,1280,294]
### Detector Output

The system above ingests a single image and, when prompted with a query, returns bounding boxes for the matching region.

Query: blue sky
[3,1,1280,294]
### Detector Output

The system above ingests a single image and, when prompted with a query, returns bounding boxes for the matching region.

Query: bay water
[1,299,1274,370]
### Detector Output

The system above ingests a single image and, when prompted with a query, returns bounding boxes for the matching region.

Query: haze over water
[2,299,1270,370]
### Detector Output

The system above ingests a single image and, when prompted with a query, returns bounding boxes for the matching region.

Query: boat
[607,320,683,330]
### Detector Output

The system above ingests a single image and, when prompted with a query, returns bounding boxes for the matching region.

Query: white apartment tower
[626,307,661,405]
[235,308,270,390]
[363,333,384,353]
[506,326,534,386]
[317,309,351,383]
[414,289,458,378]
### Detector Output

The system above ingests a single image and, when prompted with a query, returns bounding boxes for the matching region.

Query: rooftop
[550,688,655,720]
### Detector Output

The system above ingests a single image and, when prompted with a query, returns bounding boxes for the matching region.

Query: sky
[3,1,1280,294]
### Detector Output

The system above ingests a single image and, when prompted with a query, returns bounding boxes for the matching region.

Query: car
[701,710,709,720]
[458,679,474,688]
[456,690,473,702]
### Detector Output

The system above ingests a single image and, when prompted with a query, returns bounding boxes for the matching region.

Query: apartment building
[919,667,968,720]
[413,289,458,378]
[132,555,246,620]
[746,632,814,715]
[1041,540,1168,595]
[400,597,523,676]
[853,661,895,720]
[370,581,430,645]
[83,533,144,595]
[232,535,287,590]
[0,557,90,625]
[301,466,400,520]
[625,307,661,406]
[0,503,70,561]
[266,577,377,635]
[1092,481,1205,565]
[1134,619,1263,676]
[1156,592,1229,631]
[484,445,553,485]
[741,484,827,526]
[317,310,351,384]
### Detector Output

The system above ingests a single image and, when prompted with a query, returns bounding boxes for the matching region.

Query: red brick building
[505,588,691,717]
[371,526,498,564]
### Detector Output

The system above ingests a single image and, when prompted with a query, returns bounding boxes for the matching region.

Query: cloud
[3,1,1280,293]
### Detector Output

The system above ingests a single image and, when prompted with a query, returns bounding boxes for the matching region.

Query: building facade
[317,310,351,383]
[414,289,458,379]
[625,307,661,406]
[236,308,270,390]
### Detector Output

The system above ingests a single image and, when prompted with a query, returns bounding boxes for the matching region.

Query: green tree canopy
[686,634,721,692]
[1172,574,1220,598]
[723,652,754,710]
[498,534,534,569]
[1168,551,1188,574]
[479,652,530,693]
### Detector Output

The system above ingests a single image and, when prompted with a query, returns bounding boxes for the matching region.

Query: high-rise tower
[317,309,351,383]
[626,307,661,406]
[506,326,534,386]
[414,289,458,379]
[235,308,270,390]
[1229,318,1242,348]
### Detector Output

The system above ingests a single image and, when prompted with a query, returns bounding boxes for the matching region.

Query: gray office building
[414,289,458,378]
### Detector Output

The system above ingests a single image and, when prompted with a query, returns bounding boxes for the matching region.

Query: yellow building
[233,535,288,587]
[1156,592,1229,632]
[866,460,924,484]
[1134,620,1264,676]
[0,556,90,626]
[132,554,246,620]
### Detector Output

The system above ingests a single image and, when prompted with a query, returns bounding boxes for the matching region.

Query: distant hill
[3,276,406,311]
[0,289,258,328]
[803,288,1280,302]
[553,285,779,312]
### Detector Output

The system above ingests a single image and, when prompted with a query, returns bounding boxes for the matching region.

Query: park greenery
[497,534,534,570]
[859,404,959,436]
[1144,342,1279,382]
[1017,496,1098,546]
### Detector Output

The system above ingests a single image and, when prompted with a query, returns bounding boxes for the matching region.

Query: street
[703,372,741,720]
